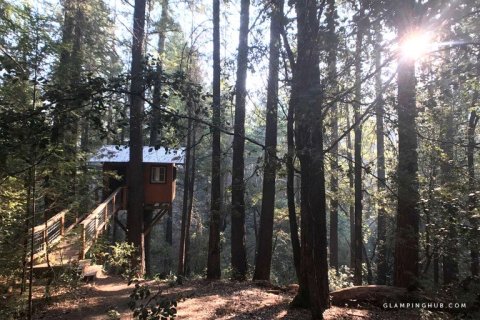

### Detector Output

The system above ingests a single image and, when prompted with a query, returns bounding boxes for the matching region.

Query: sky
[108,0,270,112]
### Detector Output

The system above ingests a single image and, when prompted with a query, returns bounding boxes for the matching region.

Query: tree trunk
[293,0,329,317]
[184,121,197,275]
[178,101,194,276]
[281,27,302,286]
[468,110,479,277]
[347,105,355,269]
[144,210,153,275]
[393,0,420,288]
[127,0,147,275]
[353,5,365,286]
[326,0,339,272]
[230,0,250,281]
[374,25,387,285]
[149,0,169,146]
[164,207,173,271]
[440,73,458,285]
[207,0,222,280]
[253,0,283,281]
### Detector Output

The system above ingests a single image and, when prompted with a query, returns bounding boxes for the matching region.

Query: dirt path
[34,272,132,320]
[33,274,451,319]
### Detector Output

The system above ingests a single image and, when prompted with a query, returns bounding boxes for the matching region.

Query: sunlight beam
[400,31,433,60]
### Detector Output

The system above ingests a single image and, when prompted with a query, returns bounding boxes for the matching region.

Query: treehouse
[89,145,185,207]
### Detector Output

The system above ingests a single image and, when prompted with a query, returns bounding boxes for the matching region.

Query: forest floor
[31,271,457,320]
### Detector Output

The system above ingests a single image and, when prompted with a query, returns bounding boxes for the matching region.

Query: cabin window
[151,166,167,183]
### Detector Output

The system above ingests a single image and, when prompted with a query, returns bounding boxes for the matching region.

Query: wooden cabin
[89,145,185,206]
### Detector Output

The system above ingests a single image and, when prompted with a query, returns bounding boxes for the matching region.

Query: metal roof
[88,145,185,164]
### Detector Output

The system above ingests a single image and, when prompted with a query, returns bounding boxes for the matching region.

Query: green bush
[105,242,140,279]
[328,265,354,291]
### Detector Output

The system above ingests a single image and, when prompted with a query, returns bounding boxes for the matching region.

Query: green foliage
[0,293,28,320]
[0,176,27,280]
[106,242,140,279]
[56,262,82,291]
[88,235,110,266]
[128,283,177,320]
[328,266,354,291]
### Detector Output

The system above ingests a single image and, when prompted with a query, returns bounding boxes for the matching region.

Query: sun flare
[400,31,433,60]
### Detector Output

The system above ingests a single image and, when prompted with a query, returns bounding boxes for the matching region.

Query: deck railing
[31,209,69,260]
[79,186,126,259]
[30,186,126,262]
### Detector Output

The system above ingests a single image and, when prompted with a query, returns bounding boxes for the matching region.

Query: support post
[94,216,99,239]
[80,224,86,260]
[43,229,47,257]
[104,204,108,231]
[60,214,65,236]
[122,187,127,210]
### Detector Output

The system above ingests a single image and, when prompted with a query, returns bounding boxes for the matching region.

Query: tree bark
[293,0,329,317]
[207,0,222,280]
[393,0,420,288]
[127,0,147,275]
[178,101,194,276]
[353,4,365,286]
[253,0,283,281]
[374,25,387,285]
[150,0,169,146]
[347,105,355,269]
[281,24,302,287]
[230,0,250,281]
[184,121,197,275]
[440,66,458,285]
[326,0,339,272]
[468,110,479,277]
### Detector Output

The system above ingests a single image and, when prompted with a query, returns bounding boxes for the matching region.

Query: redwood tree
[293,0,329,317]
[468,110,479,277]
[393,0,420,288]
[374,24,387,285]
[326,0,339,272]
[207,0,222,280]
[230,0,250,280]
[127,0,147,275]
[353,3,365,286]
[253,0,283,281]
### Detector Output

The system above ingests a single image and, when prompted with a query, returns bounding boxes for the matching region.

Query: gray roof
[88,145,185,164]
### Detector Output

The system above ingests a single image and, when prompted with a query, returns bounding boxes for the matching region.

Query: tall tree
[183,120,197,275]
[347,105,355,269]
[326,0,339,272]
[468,110,479,277]
[393,0,420,288]
[253,0,283,281]
[281,27,304,302]
[293,0,329,317]
[145,0,169,274]
[178,99,195,276]
[150,0,169,146]
[374,24,387,285]
[207,0,222,280]
[440,57,459,284]
[230,0,250,280]
[128,0,147,275]
[47,0,86,216]
[353,2,365,286]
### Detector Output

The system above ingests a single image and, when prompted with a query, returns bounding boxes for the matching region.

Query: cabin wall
[143,163,175,204]
[103,162,177,205]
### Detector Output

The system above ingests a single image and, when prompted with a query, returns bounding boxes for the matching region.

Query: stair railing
[79,186,125,259]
